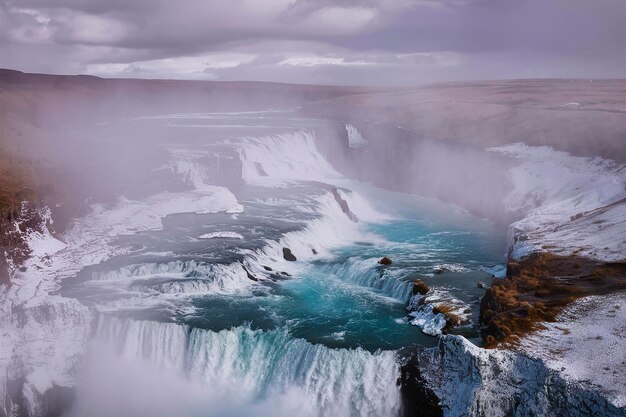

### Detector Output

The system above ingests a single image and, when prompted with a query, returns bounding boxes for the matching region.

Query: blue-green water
[157,184,505,351]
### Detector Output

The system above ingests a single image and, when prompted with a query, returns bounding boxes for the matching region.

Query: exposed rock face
[240,263,259,281]
[480,253,626,347]
[399,349,443,417]
[330,187,358,222]
[412,279,430,295]
[414,336,626,417]
[282,247,297,261]
[0,204,92,417]
[0,296,91,417]
[378,257,392,265]
[3,379,75,417]
[432,304,462,329]
[0,202,46,287]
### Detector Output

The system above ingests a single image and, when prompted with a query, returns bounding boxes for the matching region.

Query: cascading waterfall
[237,130,341,185]
[345,124,368,149]
[88,260,255,296]
[315,258,413,302]
[94,315,402,417]
[243,191,385,272]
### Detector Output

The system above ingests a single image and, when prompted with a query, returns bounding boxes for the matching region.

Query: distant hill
[302,78,626,162]
[1,69,625,220]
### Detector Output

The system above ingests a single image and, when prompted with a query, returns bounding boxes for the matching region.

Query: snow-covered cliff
[0,205,92,416]
[409,335,625,417]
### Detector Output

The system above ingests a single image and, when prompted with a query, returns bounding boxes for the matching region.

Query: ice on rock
[408,304,447,336]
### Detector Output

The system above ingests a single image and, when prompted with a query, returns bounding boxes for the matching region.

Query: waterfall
[345,124,368,149]
[90,315,402,417]
[237,130,341,186]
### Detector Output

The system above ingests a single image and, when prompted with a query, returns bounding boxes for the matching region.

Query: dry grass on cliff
[433,304,462,327]
[480,253,626,348]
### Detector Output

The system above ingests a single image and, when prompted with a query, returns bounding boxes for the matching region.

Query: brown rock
[412,279,430,295]
[433,304,462,328]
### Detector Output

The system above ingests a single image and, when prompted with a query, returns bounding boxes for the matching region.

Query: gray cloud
[1,0,624,84]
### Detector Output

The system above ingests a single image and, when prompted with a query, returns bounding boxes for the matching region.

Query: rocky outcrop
[330,187,357,222]
[412,335,626,417]
[3,378,75,417]
[378,257,392,265]
[412,279,430,295]
[431,305,462,329]
[282,247,297,261]
[0,297,91,417]
[0,202,49,287]
[240,263,259,281]
[0,203,92,417]
[399,349,443,417]
[407,286,470,336]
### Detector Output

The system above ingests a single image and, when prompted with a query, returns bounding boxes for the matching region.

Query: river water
[59,111,506,417]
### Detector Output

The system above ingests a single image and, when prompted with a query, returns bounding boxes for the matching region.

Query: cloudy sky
[1,0,624,85]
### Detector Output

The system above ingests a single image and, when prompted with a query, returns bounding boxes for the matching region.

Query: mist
[66,340,315,417]
[0,3,624,414]
[1,69,533,228]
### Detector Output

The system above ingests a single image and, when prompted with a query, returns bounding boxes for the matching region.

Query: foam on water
[315,258,413,303]
[198,231,244,239]
[243,190,388,277]
[87,260,255,298]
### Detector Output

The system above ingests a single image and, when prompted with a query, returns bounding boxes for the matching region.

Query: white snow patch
[518,293,626,408]
[407,289,470,336]
[491,143,626,262]
[21,207,67,259]
[408,304,447,336]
